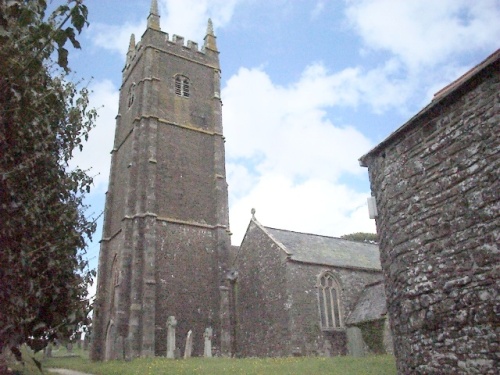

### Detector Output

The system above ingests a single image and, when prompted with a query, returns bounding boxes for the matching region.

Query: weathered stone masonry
[91,1,231,360]
[360,50,500,374]
[236,219,385,357]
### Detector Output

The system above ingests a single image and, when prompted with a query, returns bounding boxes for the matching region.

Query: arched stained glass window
[317,272,342,329]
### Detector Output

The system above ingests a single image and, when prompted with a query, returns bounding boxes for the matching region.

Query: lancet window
[317,272,343,329]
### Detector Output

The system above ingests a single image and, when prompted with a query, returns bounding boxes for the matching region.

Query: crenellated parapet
[121,1,219,83]
[122,27,220,83]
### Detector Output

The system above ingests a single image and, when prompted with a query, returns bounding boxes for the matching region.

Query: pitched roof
[346,281,387,325]
[262,225,381,271]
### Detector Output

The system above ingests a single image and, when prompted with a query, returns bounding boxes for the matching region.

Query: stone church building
[91,1,390,360]
[235,216,392,357]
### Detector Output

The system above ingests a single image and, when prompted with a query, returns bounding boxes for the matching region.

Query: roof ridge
[263,225,378,246]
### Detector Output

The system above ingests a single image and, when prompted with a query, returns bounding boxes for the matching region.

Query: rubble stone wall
[364,63,499,374]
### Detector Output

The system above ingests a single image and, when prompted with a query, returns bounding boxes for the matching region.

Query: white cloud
[228,174,375,245]
[89,0,241,57]
[161,0,240,42]
[90,21,146,57]
[69,79,118,194]
[223,65,377,244]
[345,0,500,70]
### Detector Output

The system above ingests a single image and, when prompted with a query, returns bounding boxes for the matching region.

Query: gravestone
[166,316,177,359]
[115,336,125,360]
[347,326,366,357]
[184,330,193,359]
[44,345,52,359]
[204,327,213,357]
[124,337,132,361]
[83,335,89,350]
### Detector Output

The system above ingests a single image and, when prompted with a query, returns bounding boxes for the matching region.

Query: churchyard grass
[11,347,396,375]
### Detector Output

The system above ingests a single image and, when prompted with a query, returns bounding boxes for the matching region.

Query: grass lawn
[9,347,397,375]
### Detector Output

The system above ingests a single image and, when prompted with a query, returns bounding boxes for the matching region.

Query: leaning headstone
[183,330,193,359]
[166,316,177,359]
[204,327,213,357]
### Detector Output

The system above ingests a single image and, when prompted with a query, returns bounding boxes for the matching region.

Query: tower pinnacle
[204,18,218,51]
[147,0,161,30]
[126,33,136,64]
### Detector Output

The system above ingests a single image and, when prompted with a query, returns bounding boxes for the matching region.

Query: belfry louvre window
[175,75,190,97]
[317,272,342,329]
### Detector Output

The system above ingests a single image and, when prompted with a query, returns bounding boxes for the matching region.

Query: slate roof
[263,226,382,271]
[346,281,387,325]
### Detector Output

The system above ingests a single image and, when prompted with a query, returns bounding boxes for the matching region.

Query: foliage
[340,232,378,244]
[358,320,386,354]
[0,0,96,364]
[40,354,397,375]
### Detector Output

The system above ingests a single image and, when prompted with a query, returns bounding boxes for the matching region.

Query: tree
[0,0,97,366]
[341,232,378,244]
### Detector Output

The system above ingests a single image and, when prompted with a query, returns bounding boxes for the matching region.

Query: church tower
[91,1,231,360]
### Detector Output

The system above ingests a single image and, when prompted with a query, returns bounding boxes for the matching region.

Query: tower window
[317,272,343,330]
[175,75,190,97]
[128,83,136,108]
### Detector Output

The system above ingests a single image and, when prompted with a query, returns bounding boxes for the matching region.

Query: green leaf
[70,7,86,34]
[57,47,69,70]
[65,27,81,49]
[53,29,67,48]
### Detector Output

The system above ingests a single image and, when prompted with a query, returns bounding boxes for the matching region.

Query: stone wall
[236,221,291,356]
[286,261,382,356]
[236,220,384,357]
[362,60,499,374]
[155,223,221,357]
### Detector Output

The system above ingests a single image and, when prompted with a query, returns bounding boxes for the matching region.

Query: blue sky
[67,0,500,276]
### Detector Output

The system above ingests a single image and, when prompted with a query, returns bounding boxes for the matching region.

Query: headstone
[115,336,124,360]
[66,342,73,353]
[124,337,132,361]
[166,316,177,359]
[174,348,181,359]
[347,326,366,357]
[44,345,52,358]
[183,330,193,359]
[83,335,89,351]
[204,327,213,357]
